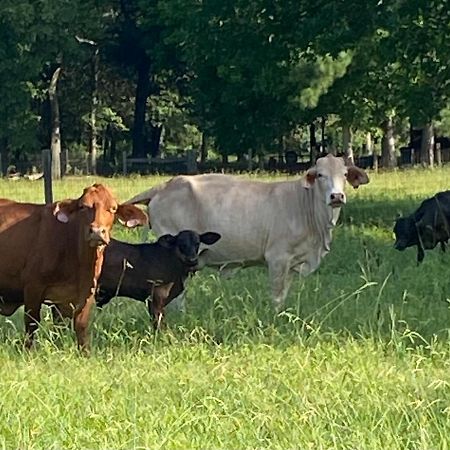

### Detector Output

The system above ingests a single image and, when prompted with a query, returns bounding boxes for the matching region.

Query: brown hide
[0,184,147,352]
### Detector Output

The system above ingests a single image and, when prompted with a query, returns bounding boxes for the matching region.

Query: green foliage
[82,107,128,133]
[2,0,450,164]
[290,52,352,110]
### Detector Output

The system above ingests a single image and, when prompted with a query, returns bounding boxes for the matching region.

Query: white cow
[127,154,369,310]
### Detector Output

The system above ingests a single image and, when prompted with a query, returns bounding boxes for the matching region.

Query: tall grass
[0,167,450,449]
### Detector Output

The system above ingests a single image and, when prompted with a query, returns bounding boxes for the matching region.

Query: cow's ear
[200,232,221,245]
[116,204,148,228]
[157,234,176,248]
[346,166,369,189]
[53,200,78,223]
[304,168,317,188]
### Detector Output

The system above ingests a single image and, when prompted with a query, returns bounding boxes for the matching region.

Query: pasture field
[1,168,450,449]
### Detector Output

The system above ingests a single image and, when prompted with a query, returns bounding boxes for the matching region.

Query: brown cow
[0,183,147,352]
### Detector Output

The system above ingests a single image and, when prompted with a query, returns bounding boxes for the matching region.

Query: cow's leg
[267,258,292,312]
[73,296,95,354]
[51,304,65,324]
[51,302,75,324]
[165,276,187,312]
[219,266,241,280]
[23,288,43,349]
[0,301,23,317]
[147,284,171,330]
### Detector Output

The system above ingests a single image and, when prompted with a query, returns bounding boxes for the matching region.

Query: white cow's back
[148,174,306,267]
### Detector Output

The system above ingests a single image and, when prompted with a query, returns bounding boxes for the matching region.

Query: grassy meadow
[1,168,450,449]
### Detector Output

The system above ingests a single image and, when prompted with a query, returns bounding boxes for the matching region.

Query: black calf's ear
[200,232,221,245]
[158,234,177,248]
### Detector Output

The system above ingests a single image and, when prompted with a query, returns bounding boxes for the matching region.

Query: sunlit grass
[0,166,450,449]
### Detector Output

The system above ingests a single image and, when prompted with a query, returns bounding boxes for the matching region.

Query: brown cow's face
[305,154,369,208]
[80,184,118,245]
[54,184,148,247]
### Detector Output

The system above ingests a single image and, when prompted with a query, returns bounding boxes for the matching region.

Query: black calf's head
[393,216,418,251]
[158,230,221,271]
[393,215,424,263]
[394,194,450,264]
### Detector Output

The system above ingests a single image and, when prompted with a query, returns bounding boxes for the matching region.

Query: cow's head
[393,216,418,251]
[157,230,221,271]
[53,184,148,247]
[304,154,369,208]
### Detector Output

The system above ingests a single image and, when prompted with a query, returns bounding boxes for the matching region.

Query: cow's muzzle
[89,226,110,246]
[329,192,346,208]
[185,258,199,272]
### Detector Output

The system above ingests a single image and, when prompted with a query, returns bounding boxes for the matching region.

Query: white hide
[127,154,369,310]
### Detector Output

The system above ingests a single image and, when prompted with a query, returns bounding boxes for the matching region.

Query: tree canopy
[1,0,449,172]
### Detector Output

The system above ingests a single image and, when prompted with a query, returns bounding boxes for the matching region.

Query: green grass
[1,167,450,449]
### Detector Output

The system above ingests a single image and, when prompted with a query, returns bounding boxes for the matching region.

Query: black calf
[97,230,221,328]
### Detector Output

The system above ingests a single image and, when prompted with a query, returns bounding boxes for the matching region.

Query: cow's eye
[317,173,323,178]
[110,206,118,213]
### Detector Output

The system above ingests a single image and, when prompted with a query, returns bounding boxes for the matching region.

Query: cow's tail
[125,184,165,205]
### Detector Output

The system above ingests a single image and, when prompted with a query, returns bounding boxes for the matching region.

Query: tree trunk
[419,123,434,167]
[257,145,264,170]
[247,148,253,171]
[366,131,374,168]
[149,123,162,158]
[320,116,326,152]
[101,128,107,162]
[49,67,62,180]
[435,142,442,166]
[366,132,373,154]
[221,154,228,165]
[381,117,397,168]
[88,48,99,175]
[200,132,208,163]
[110,130,117,162]
[132,58,151,158]
[342,123,354,164]
[278,136,285,164]
[309,122,317,163]
[0,137,7,176]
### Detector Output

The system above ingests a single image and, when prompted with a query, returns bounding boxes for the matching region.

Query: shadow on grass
[341,194,425,228]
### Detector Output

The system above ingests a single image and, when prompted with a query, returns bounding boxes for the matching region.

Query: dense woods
[1,0,450,175]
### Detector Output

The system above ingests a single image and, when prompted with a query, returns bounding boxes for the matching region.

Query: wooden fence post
[247,148,253,171]
[60,148,68,178]
[435,142,442,166]
[122,151,128,175]
[186,149,197,174]
[42,149,53,204]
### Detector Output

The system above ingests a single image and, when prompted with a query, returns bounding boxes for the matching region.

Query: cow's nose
[89,226,110,245]
[185,256,198,269]
[330,192,345,207]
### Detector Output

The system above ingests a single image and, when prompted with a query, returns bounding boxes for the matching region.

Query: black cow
[96,230,221,328]
[394,190,450,263]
